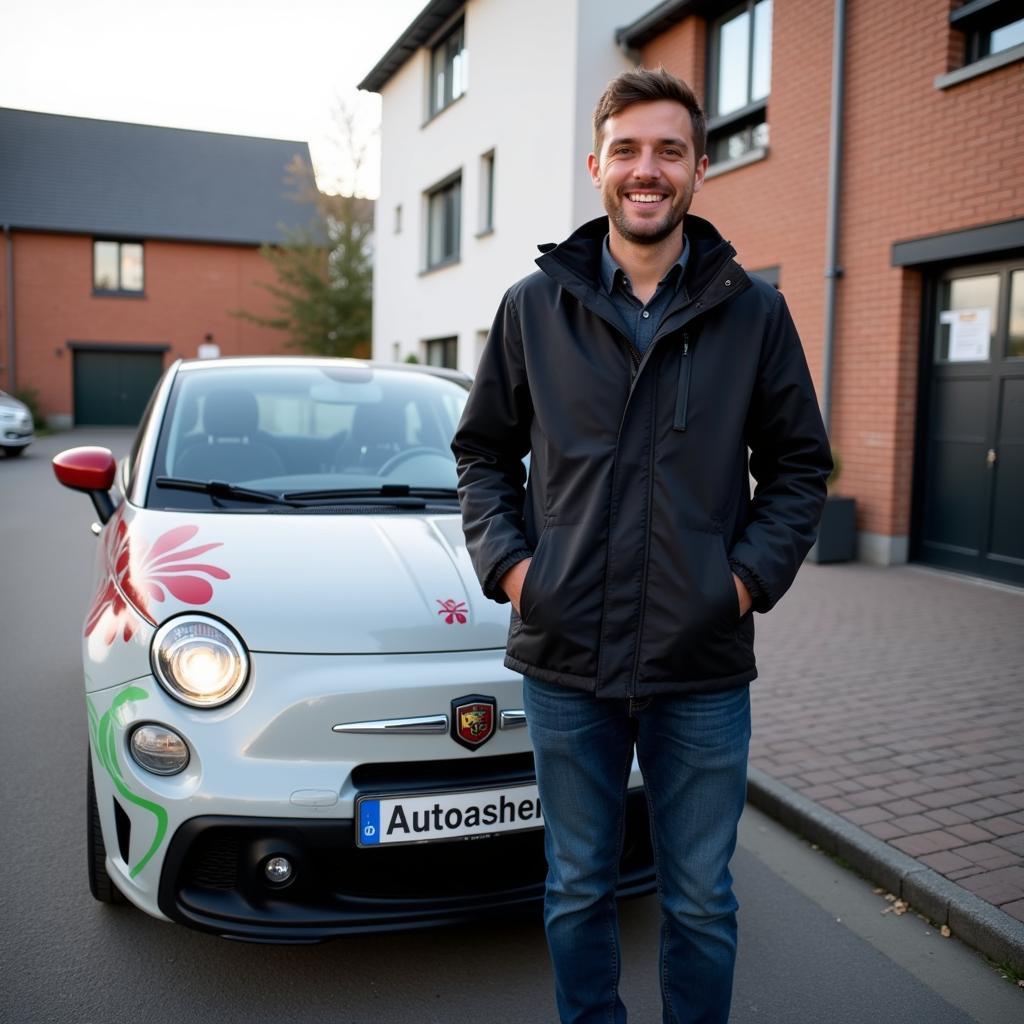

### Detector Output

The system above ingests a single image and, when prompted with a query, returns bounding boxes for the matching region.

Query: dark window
[430,18,467,117]
[93,240,144,293]
[705,0,772,165]
[425,336,458,369]
[394,204,402,234]
[951,0,1024,65]
[479,150,495,234]
[426,174,462,269]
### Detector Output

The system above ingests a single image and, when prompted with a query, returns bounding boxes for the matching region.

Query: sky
[0,0,426,197]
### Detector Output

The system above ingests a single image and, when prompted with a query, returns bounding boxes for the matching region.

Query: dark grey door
[73,349,164,426]
[915,263,1024,586]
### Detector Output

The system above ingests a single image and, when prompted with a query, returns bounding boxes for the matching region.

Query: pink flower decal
[85,513,229,645]
[437,598,468,624]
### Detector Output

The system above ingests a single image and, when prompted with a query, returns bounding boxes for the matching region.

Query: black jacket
[452,214,832,698]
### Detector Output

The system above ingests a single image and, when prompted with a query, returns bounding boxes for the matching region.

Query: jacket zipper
[673,335,692,431]
[629,383,658,699]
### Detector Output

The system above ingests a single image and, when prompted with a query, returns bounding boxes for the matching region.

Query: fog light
[129,724,190,775]
[265,856,293,884]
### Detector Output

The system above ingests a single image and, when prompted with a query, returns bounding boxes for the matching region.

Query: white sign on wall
[939,308,991,362]
[197,343,221,360]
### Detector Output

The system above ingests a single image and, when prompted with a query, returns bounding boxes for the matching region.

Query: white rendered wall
[371,0,651,375]
[572,0,655,230]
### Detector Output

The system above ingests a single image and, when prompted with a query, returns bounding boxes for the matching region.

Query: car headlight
[151,615,249,708]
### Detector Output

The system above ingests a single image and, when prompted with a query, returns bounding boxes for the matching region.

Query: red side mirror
[53,447,117,523]
[53,447,117,491]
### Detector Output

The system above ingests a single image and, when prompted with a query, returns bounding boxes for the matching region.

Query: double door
[914,261,1024,586]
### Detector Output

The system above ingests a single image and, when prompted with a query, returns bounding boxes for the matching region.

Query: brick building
[0,109,317,427]
[622,0,1023,584]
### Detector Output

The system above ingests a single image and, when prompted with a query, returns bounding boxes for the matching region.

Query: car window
[147,365,470,510]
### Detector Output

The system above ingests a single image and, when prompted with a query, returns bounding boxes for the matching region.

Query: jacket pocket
[716,534,741,623]
[518,522,552,622]
[672,335,692,431]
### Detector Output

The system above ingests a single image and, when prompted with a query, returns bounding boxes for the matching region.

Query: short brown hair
[592,67,706,160]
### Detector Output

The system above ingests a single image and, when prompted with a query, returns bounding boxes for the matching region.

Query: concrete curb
[746,765,1024,973]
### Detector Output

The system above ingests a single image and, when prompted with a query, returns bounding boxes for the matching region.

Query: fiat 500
[54,357,654,942]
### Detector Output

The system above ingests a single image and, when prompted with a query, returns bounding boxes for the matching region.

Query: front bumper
[1,427,32,447]
[88,648,655,939]
[159,788,655,941]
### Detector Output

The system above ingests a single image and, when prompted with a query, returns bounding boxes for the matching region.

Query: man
[452,68,831,1024]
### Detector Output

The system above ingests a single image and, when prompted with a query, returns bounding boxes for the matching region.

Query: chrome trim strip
[500,709,527,730]
[332,715,449,735]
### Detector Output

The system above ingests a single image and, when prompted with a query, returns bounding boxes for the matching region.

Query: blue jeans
[523,675,751,1024]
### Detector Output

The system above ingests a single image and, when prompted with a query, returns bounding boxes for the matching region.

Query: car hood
[0,395,28,413]
[109,504,509,653]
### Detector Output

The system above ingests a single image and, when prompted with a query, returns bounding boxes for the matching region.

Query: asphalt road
[1,430,1020,1024]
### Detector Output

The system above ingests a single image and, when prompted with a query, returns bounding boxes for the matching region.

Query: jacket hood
[535,214,739,301]
[100,504,509,654]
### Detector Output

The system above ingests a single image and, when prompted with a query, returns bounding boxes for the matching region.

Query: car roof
[175,356,471,385]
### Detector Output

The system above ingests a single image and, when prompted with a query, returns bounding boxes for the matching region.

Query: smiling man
[453,68,832,1024]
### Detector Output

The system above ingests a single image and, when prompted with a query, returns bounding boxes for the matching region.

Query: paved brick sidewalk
[751,562,1024,925]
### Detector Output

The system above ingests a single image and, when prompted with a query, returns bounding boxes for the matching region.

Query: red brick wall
[0,236,9,394]
[642,0,1024,543]
[8,233,294,420]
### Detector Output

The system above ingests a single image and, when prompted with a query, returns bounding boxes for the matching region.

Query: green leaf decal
[86,687,169,878]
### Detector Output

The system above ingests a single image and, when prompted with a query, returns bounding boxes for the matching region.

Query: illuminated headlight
[130,724,190,775]
[151,615,249,708]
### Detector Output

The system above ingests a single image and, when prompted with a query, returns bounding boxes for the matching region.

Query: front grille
[351,751,535,793]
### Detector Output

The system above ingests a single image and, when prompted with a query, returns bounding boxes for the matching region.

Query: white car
[54,357,654,942]
[0,389,34,456]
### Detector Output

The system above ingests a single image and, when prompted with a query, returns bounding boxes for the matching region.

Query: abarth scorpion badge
[450,694,497,751]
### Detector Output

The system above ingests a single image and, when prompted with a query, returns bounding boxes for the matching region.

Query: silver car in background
[0,390,34,457]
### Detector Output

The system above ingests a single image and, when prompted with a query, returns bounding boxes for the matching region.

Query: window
[951,0,1024,65]
[394,205,402,234]
[424,336,458,369]
[430,18,467,118]
[706,0,772,166]
[478,150,495,235]
[93,240,144,293]
[426,174,462,270]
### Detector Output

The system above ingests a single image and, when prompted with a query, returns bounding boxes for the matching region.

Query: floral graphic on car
[436,598,468,624]
[85,512,230,645]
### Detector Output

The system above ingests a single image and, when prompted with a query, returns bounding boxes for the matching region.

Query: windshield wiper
[154,477,295,505]
[282,484,460,502]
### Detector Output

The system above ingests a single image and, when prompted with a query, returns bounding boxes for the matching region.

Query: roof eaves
[358,0,465,93]
[616,0,706,50]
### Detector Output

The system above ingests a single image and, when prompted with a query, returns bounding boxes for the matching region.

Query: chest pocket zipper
[673,335,692,431]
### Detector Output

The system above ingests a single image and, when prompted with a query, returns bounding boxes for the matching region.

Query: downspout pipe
[821,0,847,434]
[3,225,13,391]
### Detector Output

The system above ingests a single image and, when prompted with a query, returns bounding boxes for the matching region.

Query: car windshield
[146,363,470,511]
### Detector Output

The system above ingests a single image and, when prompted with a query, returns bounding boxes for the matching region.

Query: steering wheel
[377,446,451,476]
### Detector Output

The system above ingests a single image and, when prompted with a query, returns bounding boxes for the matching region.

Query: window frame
[428,16,467,120]
[951,0,1024,63]
[423,335,459,369]
[92,239,146,296]
[705,0,772,168]
[938,0,1024,88]
[477,149,495,237]
[423,170,462,272]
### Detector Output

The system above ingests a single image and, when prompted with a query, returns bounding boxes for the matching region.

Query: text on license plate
[357,783,543,847]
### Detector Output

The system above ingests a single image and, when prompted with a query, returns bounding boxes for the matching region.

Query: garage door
[73,349,165,426]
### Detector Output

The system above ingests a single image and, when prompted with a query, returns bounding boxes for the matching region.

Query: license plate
[356,782,543,847]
